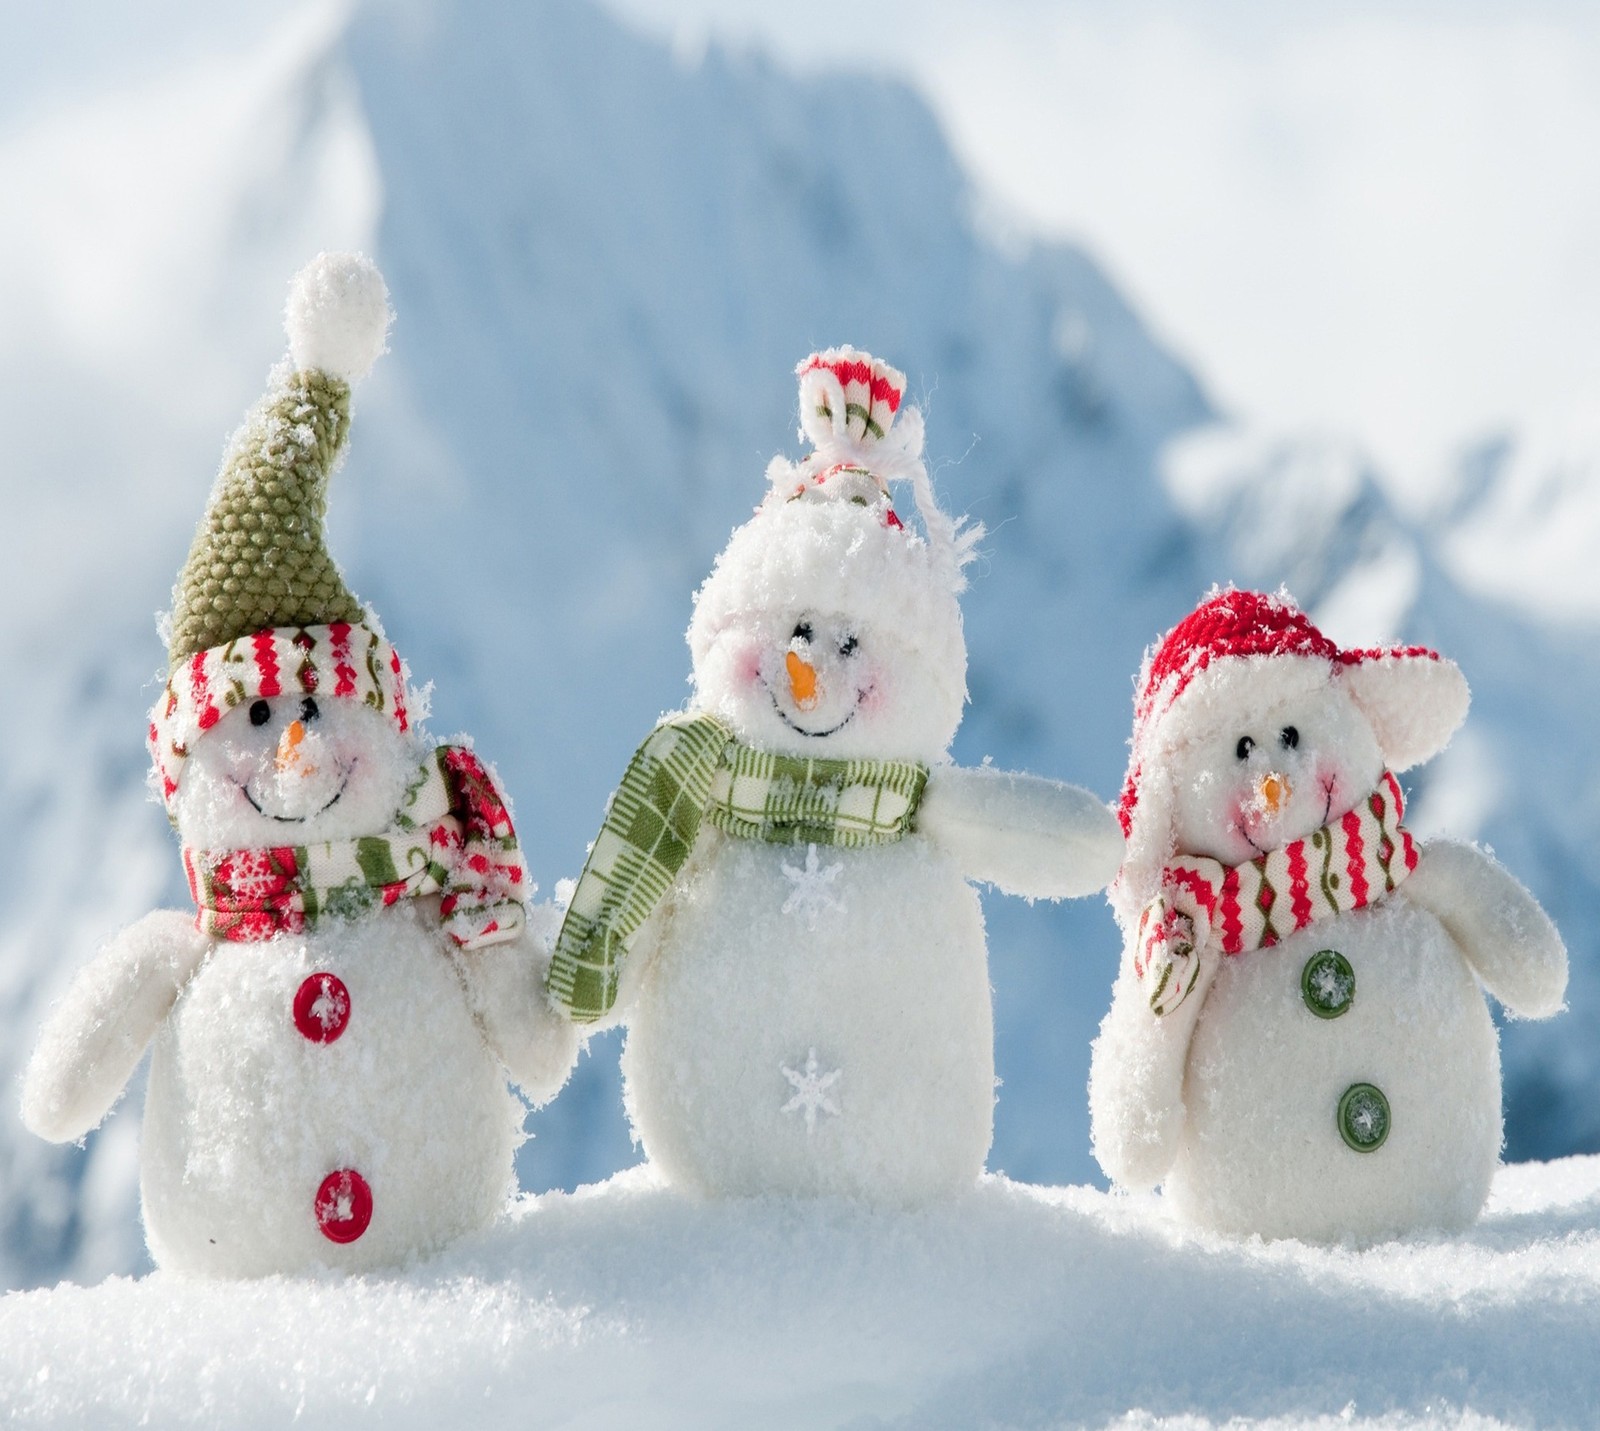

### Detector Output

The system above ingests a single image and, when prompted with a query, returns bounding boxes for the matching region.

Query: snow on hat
[1112,587,1469,920]
[149,253,408,808]
[689,346,979,674]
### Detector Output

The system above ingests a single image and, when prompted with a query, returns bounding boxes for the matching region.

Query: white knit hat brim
[688,498,965,676]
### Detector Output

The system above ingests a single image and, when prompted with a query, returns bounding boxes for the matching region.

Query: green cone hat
[167,253,393,670]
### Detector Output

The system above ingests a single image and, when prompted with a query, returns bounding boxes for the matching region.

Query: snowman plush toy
[22,254,578,1277]
[546,348,1124,1203]
[1089,588,1567,1243]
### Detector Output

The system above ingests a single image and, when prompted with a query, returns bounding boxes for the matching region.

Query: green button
[1338,1082,1390,1152]
[1302,949,1355,1019]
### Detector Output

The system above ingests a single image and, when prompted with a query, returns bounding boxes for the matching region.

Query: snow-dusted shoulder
[545,349,1118,1202]
[1089,589,1568,1244]
[19,254,577,1277]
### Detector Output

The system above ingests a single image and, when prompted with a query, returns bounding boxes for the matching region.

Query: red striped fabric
[150,622,411,813]
[1132,771,1417,1015]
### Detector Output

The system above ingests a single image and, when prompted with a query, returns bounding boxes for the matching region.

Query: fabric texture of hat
[167,252,391,667]
[150,253,401,805]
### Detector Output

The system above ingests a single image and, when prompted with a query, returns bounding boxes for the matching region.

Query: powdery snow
[3,1157,1599,1429]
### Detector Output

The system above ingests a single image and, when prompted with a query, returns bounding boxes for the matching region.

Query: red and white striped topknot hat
[1113,587,1470,919]
[767,347,975,563]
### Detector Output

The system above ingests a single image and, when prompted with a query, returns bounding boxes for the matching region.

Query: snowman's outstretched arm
[21,910,210,1144]
[1403,838,1568,1018]
[916,765,1124,900]
[457,919,582,1105]
[1088,946,1216,1190]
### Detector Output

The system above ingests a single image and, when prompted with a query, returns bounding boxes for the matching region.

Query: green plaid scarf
[546,712,927,1021]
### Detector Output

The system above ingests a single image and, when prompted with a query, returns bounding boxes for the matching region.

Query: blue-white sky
[6,0,1600,501]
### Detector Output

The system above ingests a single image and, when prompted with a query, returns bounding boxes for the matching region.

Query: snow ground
[3,1157,1598,1430]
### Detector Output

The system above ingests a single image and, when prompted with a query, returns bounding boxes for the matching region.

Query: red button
[314,1169,372,1244]
[293,973,351,1043]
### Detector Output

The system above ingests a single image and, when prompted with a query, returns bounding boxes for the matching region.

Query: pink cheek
[1227,783,1268,843]
[227,752,263,784]
[735,646,763,686]
[857,679,885,715]
[1227,796,1254,835]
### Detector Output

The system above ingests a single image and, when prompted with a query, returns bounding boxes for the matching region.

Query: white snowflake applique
[217,849,286,902]
[1312,962,1351,1006]
[781,1048,841,1133]
[307,976,348,1033]
[780,844,845,929]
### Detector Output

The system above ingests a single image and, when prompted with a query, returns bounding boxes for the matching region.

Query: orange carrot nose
[1260,772,1290,815]
[276,719,308,773]
[785,650,819,709]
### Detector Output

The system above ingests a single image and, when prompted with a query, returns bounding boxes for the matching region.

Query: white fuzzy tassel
[284,251,393,383]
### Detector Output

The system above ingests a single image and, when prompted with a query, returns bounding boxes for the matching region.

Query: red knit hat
[1112,588,1469,921]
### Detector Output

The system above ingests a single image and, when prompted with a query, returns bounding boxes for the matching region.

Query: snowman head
[158,626,423,849]
[148,253,425,848]
[687,349,978,764]
[1112,589,1470,923]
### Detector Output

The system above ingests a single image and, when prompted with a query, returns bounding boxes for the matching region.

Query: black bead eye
[301,697,320,723]
[839,635,859,658]
[1280,725,1299,750]
[792,622,814,644]
[249,699,272,728]
[1235,735,1255,761]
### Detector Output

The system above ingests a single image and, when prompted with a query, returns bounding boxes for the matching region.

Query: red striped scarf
[1133,770,1418,1015]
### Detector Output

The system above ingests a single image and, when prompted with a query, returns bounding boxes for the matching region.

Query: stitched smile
[239,765,353,823]
[765,682,861,739]
[1240,778,1335,857]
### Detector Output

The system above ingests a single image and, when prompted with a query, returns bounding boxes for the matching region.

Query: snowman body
[622,829,991,1201]
[143,900,521,1276]
[1167,891,1499,1241]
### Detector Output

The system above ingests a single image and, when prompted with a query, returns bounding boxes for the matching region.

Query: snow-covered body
[1089,590,1566,1243]
[21,255,577,1276]
[555,349,1122,1202]
[624,831,990,1201]
[143,901,522,1275]
[1164,892,1498,1240]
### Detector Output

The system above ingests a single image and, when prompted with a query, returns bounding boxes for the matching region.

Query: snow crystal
[779,844,846,929]
[780,1048,842,1134]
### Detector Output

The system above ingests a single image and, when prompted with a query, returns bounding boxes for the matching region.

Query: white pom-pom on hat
[284,251,393,383]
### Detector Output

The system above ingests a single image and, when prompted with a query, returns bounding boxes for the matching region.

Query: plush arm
[1087,941,1217,1190]
[21,910,210,1143]
[458,910,582,1105]
[1403,838,1568,1018]
[916,765,1124,899]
